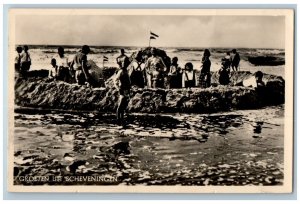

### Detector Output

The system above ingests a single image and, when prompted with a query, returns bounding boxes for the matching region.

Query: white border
[7,8,294,194]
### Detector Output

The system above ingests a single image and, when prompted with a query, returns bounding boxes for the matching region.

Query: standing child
[116,48,130,70]
[168,57,180,88]
[71,45,91,85]
[49,58,58,80]
[152,66,164,88]
[114,62,131,123]
[231,49,240,72]
[15,46,23,74]
[199,49,211,88]
[182,62,196,88]
[224,52,231,69]
[144,48,167,88]
[20,45,31,72]
[55,46,70,82]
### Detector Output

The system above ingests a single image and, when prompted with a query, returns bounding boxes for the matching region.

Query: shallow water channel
[14,105,284,186]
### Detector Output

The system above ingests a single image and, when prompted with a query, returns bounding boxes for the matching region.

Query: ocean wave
[173,48,205,53]
[255,49,285,55]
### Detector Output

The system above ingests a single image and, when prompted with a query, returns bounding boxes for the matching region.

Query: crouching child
[218,60,230,85]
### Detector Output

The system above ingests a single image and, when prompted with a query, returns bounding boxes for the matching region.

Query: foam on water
[14,105,284,186]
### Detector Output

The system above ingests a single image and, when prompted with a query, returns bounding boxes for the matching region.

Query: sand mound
[15,71,284,114]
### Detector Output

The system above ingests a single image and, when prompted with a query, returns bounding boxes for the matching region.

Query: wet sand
[13,105,284,186]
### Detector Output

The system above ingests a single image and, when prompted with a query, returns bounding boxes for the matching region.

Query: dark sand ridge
[15,70,284,114]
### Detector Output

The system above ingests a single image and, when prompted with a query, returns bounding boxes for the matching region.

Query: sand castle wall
[15,71,284,114]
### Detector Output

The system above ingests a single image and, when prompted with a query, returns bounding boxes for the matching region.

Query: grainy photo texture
[8,9,294,193]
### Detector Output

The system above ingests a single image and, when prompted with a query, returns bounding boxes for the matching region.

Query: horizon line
[14,43,285,50]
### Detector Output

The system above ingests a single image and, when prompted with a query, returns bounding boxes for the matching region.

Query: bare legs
[116,95,129,123]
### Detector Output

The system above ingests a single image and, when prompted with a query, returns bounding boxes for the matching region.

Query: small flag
[150,31,159,38]
[150,36,156,40]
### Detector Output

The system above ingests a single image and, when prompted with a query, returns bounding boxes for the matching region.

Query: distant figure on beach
[218,59,230,85]
[49,58,59,79]
[114,59,131,123]
[54,47,71,82]
[168,57,182,88]
[231,49,240,71]
[116,49,130,70]
[199,49,211,88]
[20,45,31,72]
[144,47,167,88]
[71,45,92,86]
[182,62,197,88]
[15,46,23,74]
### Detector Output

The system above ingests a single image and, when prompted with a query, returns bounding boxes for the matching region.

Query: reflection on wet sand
[14,105,284,186]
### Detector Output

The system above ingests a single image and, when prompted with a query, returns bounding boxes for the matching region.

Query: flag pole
[149,30,151,47]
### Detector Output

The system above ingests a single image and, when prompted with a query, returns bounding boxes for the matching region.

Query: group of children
[218,49,241,85]
[49,46,72,82]
[129,48,208,90]
[15,45,31,75]
[146,48,241,90]
[15,45,241,90]
[145,48,241,89]
[50,45,93,86]
[15,45,264,123]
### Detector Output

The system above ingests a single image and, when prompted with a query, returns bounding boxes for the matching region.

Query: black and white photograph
[8,9,294,193]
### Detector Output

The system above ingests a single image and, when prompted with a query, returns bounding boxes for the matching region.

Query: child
[20,45,31,72]
[218,60,230,85]
[71,45,91,85]
[152,66,164,88]
[224,52,231,69]
[199,49,211,88]
[235,71,265,88]
[255,71,265,88]
[15,46,23,73]
[49,58,58,79]
[231,49,240,72]
[168,57,182,88]
[182,62,196,88]
[114,61,131,123]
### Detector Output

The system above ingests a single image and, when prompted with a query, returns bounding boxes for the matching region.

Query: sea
[13,46,285,186]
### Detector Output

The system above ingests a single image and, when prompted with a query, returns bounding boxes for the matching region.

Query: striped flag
[103,56,108,61]
[150,31,159,38]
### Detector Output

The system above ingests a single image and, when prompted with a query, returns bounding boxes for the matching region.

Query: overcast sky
[15,15,285,48]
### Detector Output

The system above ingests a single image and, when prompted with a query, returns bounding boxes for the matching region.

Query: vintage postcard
[8,8,294,193]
